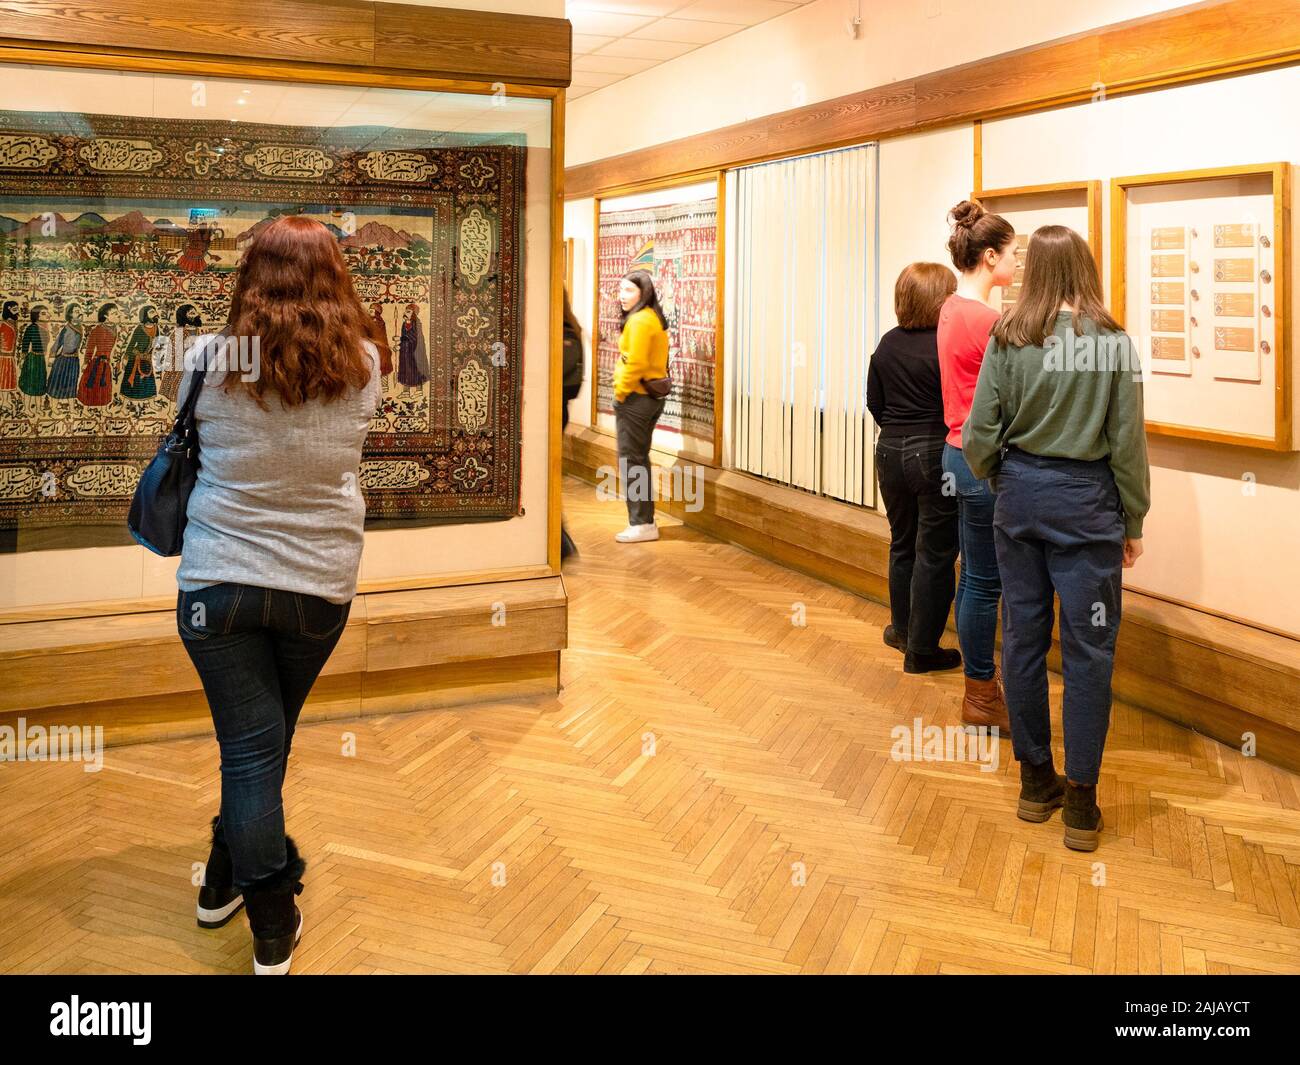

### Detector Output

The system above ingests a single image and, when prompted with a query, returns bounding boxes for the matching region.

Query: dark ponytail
[946,199,1015,273]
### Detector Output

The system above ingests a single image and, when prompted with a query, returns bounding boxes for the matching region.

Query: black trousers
[613,391,665,526]
[874,432,959,654]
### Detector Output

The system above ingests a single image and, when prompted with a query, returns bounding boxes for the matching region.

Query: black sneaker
[882,625,907,653]
[243,838,307,976]
[196,816,244,929]
[903,648,962,674]
[252,905,304,977]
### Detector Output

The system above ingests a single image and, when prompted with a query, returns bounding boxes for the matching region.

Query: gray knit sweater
[175,336,381,604]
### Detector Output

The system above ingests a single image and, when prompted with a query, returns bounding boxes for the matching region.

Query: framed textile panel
[1111,164,1291,450]
[594,192,719,451]
[0,109,527,543]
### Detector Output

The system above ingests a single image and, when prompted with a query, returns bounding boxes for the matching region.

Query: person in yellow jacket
[612,269,670,543]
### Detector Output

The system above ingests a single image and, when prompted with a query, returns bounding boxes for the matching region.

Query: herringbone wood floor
[3,476,1300,974]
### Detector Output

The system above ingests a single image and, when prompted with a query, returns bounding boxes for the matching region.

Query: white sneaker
[615,523,659,543]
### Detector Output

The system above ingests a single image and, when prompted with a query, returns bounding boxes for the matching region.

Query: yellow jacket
[613,306,669,403]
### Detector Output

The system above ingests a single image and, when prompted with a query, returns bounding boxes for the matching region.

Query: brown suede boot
[961,674,1010,732]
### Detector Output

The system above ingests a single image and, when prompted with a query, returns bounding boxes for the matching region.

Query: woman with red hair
[172,214,389,975]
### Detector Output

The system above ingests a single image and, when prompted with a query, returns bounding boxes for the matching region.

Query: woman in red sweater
[936,200,1018,730]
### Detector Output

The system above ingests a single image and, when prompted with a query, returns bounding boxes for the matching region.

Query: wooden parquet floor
[3,476,1300,975]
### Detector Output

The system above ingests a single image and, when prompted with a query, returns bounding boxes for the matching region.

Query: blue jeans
[178,582,349,888]
[942,443,1000,680]
[992,449,1125,785]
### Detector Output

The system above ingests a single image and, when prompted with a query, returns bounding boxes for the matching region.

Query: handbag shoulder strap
[172,328,228,433]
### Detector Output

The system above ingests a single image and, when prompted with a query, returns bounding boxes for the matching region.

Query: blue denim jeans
[992,449,1125,785]
[178,582,349,888]
[942,443,1001,680]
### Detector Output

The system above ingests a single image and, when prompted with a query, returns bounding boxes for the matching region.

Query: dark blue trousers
[992,449,1125,785]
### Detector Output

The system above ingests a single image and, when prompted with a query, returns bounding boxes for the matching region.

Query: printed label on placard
[1151,254,1185,277]
[1214,258,1254,283]
[1214,326,1255,352]
[1150,227,1186,250]
[1213,292,1255,317]
[1002,284,1021,302]
[1015,233,1029,249]
[1150,281,1185,304]
[1150,336,1186,360]
[1213,223,1255,248]
[1150,309,1185,332]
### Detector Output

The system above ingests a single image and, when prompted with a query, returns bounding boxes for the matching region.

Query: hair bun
[949,200,986,229]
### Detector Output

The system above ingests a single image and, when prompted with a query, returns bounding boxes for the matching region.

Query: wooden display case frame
[589,171,727,468]
[1110,163,1292,451]
[0,38,569,622]
[971,180,1104,273]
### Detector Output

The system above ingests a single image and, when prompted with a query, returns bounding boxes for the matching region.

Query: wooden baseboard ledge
[564,424,1300,773]
[0,576,567,748]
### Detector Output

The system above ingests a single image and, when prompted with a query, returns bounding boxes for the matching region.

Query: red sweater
[937,293,1000,448]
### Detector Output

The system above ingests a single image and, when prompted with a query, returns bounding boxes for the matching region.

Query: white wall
[878,125,973,333]
[563,196,596,428]
[566,0,1193,167]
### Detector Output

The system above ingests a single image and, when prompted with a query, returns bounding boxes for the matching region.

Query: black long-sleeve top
[866,325,948,438]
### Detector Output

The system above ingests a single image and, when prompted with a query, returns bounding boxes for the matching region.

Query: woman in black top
[868,263,962,673]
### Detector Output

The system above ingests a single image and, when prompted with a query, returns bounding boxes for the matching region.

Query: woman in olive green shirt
[963,225,1150,853]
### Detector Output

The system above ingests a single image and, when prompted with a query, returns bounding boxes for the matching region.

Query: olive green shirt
[962,311,1150,538]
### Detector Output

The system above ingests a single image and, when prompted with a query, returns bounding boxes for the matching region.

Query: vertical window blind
[726,143,878,505]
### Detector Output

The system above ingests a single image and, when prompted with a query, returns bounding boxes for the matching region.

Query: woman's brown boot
[961,674,1010,731]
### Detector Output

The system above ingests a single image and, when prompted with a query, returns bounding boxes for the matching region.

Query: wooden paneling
[375,3,570,85]
[1099,0,1300,88]
[564,425,1300,773]
[0,0,376,65]
[0,576,566,715]
[0,0,572,86]
[913,33,1100,125]
[566,0,1300,199]
[567,81,915,200]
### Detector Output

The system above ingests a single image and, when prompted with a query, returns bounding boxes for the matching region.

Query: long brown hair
[222,214,389,406]
[946,199,1015,273]
[991,225,1121,348]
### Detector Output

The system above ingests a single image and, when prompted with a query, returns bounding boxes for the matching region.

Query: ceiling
[566,0,819,101]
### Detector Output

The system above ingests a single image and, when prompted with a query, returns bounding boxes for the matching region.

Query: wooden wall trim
[0,575,567,714]
[565,0,1300,199]
[0,0,571,86]
[374,3,570,85]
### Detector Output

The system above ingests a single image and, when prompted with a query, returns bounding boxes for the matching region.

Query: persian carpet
[0,110,526,538]
[595,198,717,445]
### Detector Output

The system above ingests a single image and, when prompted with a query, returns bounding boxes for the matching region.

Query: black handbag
[127,363,207,556]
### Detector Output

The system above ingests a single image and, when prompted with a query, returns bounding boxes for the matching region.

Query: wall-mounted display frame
[591,172,725,467]
[1111,163,1292,451]
[972,181,1102,316]
[0,36,567,620]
